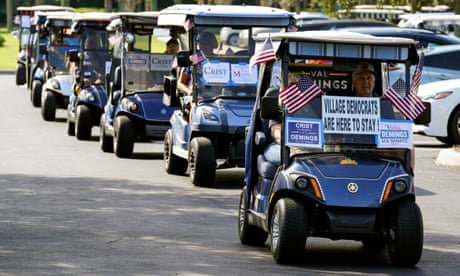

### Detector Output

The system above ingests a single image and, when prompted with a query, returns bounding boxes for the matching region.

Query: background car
[415,78,460,144]
[296,19,395,31]
[342,27,460,49]
[390,44,460,85]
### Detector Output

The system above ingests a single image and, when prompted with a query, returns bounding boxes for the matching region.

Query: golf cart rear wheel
[271,198,307,264]
[99,116,113,153]
[114,115,134,158]
[41,91,56,121]
[75,105,92,140]
[238,190,268,246]
[387,201,424,266]
[164,129,187,175]
[16,63,26,85]
[31,80,42,107]
[188,137,215,187]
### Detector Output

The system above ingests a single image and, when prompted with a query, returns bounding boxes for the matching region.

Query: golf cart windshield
[48,26,79,73]
[281,59,414,155]
[194,26,257,100]
[80,29,111,85]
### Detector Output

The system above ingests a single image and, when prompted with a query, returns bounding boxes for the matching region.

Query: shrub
[0,34,5,47]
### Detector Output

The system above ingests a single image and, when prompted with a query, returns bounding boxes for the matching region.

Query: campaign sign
[126,53,149,71]
[150,54,174,71]
[285,117,322,148]
[231,63,257,84]
[377,120,413,149]
[202,60,230,83]
[322,95,380,135]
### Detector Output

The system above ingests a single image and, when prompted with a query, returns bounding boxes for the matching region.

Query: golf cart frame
[238,30,428,266]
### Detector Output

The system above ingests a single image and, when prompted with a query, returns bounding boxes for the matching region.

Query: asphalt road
[0,74,459,275]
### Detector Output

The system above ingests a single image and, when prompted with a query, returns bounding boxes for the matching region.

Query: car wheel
[99,116,113,153]
[164,129,187,175]
[113,115,134,158]
[41,91,56,121]
[75,105,92,140]
[238,189,268,246]
[271,198,307,264]
[447,108,460,144]
[16,63,26,85]
[188,137,215,187]
[387,201,423,266]
[227,33,239,46]
[31,80,42,107]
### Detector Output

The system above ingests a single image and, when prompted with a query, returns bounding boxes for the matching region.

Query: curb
[435,148,460,167]
[0,70,15,75]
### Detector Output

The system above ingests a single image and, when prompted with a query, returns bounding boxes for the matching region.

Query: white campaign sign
[231,63,257,84]
[378,120,413,149]
[322,95,380,134]
[150,54,174,71]
[125,53,149,71]
[202,61,230,83]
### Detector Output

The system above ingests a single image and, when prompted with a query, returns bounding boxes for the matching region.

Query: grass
[0,28,19,69]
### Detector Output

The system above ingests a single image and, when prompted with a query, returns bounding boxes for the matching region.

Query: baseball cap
[353,62,376,77]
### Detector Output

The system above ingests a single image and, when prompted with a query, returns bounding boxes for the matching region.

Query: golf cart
[13,5,74,88]
[66,12,113,140]
[238,30,429,265]
[158,4,295,187]
[40,11,80,121]
[99,12,177,157]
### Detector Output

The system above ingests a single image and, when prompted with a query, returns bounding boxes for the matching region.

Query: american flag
[249,36,276,67]
[191,50,206,65]
[279,75,323,114]
[410,52,424,94]
[184,18,195,32]
[384,78,426,120]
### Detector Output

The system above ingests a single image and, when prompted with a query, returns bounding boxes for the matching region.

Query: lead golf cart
[238,30,429,266]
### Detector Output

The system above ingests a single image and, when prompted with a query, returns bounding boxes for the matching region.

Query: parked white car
[414,78,460,144]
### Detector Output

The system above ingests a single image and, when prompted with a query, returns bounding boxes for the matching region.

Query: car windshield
[194,26,257,100]
[280,60,414,155]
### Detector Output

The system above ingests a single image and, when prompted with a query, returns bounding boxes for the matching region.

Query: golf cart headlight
[295,176,309,190]
[289,173,309,190]
[51,79,60,90]
[393,179,407,193]
[202,110,218,121]
[122,98,139,112]
[80,90,95,101]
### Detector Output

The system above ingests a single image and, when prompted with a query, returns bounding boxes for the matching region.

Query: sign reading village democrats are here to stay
[322,95,380,135]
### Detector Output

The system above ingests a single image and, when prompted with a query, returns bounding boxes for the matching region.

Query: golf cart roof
[73,12,114,23]
[261,30,418,63]
[17,5,74,14]
[158,4,293,28]
[106,12,159,32]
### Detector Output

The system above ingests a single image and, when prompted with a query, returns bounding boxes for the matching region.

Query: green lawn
[0,29,18,70]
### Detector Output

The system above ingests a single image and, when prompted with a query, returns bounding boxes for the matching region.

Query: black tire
[16,63,26,85]
[99,116,113,153]
[31,80,42,107]
[238,189,268,246]
[113,115,134,158]
[271,198,307,264]
[362,238,386,249]
[447,108,460,144]
[75,105,92,140]
[164,129,187,175]
[387,201,424,266]
[188,137,215,187]
[41,91,56,121]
